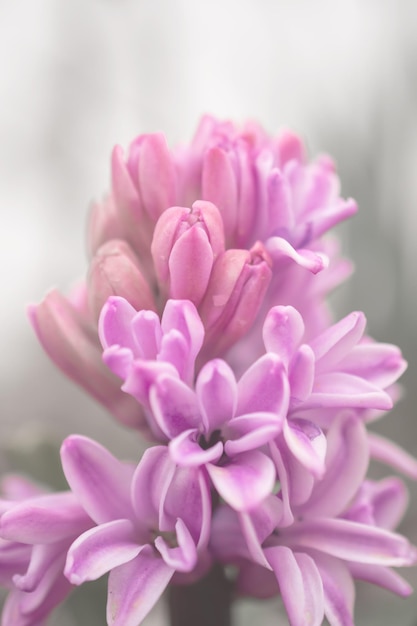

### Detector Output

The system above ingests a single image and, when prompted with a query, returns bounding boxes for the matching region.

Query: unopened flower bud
[151,201,225,306]
[88,239,156,321]
[87,194,123,258]
[199,241,272,358]
[28,290,148,431]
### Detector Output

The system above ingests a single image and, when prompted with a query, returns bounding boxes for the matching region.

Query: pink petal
[0,493,90,544]
[364,478,409,530]
[289,344,315,401]
[199,245,272,357]
[262,305,305,364]
[122,360,179,412]
[65,520,144,584]
[340,343,407,388]
[4,568,73,625]
[305,199,358,242]
[285,519,414,566]
[137,133,176,221]
[237,354,289,416]
[235,147,256,246]
[276,130,305,165]
[107,551,174,626]
[60,436,135,524]
[348,562,413,597]
[87,193,123,257]
[266,236,328,274]
[168,226,214,304]
[271,437,315,509]
[311,551,355,626]
[368,432,417,480]
[102,345,134,380]
[268,440,295,526]
[111,145,142,219]
[224,412,283,456]
[131,310,162,359]
[266,169,294,236]
[196,359,237,432]
[309,311,366,372]
[161,298,204,350]
[98,296,138,351]
[283,418,327,477]
[207,451,275,512]
[161,466,211,550]
[308,372,393,410]
[169,429,223,467]
[298,413,369,519]
[149,376,200,439]
[131,446,175,531]
[202,146,238,243]
[154,518,197,572]
[264,546,324,626]
[88,240,156,321]
[13,543,65,593]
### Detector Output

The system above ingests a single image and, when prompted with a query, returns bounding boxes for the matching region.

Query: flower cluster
[2,116,416,626]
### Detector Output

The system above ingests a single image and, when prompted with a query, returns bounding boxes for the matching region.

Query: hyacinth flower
[98,295,405,476]
[262,304,406,425]
[260,303,406,523]
[0,476,93,626]
[99,296,286,511]
[60,435,211,626]
[210,413,417,626]
[29,116,356,431]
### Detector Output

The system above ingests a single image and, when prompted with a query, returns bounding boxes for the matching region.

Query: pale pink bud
[28,290,149,432]
[87,239,156,321]
[199,241,273,358]
[132,133,177,221]
[151,201,225,306]
[110,145,154,261]
[202,143,257,248]
[87,194,123,258]
[273,129,306,166]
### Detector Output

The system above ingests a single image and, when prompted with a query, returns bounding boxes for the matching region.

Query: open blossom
[0,475,93,626]
[98,296,405,480]
[60,436,211,626]
[211,413,417,626]
[29,115,355,429]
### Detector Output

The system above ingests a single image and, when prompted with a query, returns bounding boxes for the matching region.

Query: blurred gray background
[0,0,416,624]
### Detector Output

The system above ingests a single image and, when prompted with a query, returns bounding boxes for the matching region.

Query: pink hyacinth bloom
[263,304,406,425]
[148,355,287,512]
[30,116,355,431]
[28,289,149,432]
[87,239,156,322]
[61,436,211,626]
[175,115,357,257]
[151,201,225,306]
[211,413,416,626]
[99,296,204,389]
[99,297,287,511]
[0,476,93,626]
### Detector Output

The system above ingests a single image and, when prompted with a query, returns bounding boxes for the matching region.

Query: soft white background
[1,1,417,624]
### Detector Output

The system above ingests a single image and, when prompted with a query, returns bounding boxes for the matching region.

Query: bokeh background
[1,0,417,624]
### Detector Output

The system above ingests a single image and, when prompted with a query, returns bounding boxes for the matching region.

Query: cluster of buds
[1,116,416,626]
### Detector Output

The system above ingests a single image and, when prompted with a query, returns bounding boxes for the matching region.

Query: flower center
[199,429,222,450]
